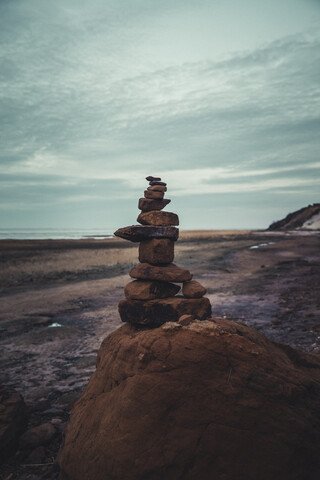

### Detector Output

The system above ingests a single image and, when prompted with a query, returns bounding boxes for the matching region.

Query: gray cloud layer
[0,0,319,229]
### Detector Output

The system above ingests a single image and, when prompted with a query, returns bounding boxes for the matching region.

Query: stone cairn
[114,176,212,328]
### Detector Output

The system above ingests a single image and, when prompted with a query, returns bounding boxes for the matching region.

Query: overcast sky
[0,0,319,231]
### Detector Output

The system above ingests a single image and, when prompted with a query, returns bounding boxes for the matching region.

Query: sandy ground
[0,230,319,479]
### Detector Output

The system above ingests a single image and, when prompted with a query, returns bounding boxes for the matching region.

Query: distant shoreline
[0,229,255,241]
[1,228,319,243]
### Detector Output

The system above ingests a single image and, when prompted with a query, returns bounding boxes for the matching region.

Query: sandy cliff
[268,203,320,230]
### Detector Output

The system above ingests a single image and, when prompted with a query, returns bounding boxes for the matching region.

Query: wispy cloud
[0,0,319,226]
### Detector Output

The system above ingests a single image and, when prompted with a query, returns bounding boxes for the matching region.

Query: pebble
[182,280,207,298]
[51,418,63,425]
[149,181,167,186]
[178,314,196,326]
[146,176,161,182]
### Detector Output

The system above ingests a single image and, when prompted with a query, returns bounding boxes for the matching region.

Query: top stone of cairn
[139,176,169,212]
[146,176,161,182]
[146,175,167,187]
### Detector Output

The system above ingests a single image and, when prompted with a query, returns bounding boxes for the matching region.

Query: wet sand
[0,230,319,478]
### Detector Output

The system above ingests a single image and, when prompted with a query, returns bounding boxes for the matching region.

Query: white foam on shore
[249,242,276,249]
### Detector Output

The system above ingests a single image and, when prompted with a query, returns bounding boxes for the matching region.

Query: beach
[0,230,319,478]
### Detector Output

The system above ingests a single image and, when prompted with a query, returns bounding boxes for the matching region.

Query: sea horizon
[0,227,115,240]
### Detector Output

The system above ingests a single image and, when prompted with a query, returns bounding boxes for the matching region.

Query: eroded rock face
[118,296,211,326]
[124,280,180,300]
[58,319,320,480]
[130,262,192,282]
[139,238,174,264]
[0,385,28,463]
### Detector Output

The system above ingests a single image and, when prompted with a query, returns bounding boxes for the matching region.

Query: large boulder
[58,319,320,480]
[0,385,28,463]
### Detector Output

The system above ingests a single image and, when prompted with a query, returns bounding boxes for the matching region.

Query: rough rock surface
[0,385,28,463]
[138,198,171,212]
[178,314,195,325]
[139,238,174,264]
[130,262,192,282]
[118,297,211,326]
[114,225,178,242]
[146,176,161,182]
[58,319,320,480]
[137,210,179,226]
[149,181,166,186]
[147,185,167,192]
[182,280,207,298]
[124,280,180,300]
[144,190,164,200]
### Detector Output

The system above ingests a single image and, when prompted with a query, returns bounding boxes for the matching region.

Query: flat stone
[124,280,180,300]
[150,181,167,186]
[137,211,179,226]
[138,198,170,212]
[182,280,207,298]
[147,185,167,192]
[178,314,196,326]
[118,297,212,327]
[130,263,192,282]
[139,239,174,264]
[144,190,164,200]
[146,176,161,182]
[114,225,178,242]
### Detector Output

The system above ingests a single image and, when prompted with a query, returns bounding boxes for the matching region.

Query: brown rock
[150,181,167,186]
[139,238,174,264]
[144,190,164,200]
[178,314,195,325]
[124,280,180,300]
[58,320,320,480]
[137,211,179,226]
[146,176,161,182]
[147,185,167,192]
[19,422,57,450]
[114,225,178,242]
[130,263,192,282]
[118,297,211,326]
[138,198,170,212]
[0,386,28,463]
[182,280,207,298]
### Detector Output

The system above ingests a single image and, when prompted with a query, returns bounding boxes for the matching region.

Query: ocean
[0,228,114,240]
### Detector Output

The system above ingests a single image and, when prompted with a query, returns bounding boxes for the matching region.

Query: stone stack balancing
[114,176,211,328]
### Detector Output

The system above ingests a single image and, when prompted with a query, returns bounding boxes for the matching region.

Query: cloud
[0,0,319,227]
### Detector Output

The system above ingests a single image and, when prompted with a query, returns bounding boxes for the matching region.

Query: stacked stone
[114,176,211,328]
